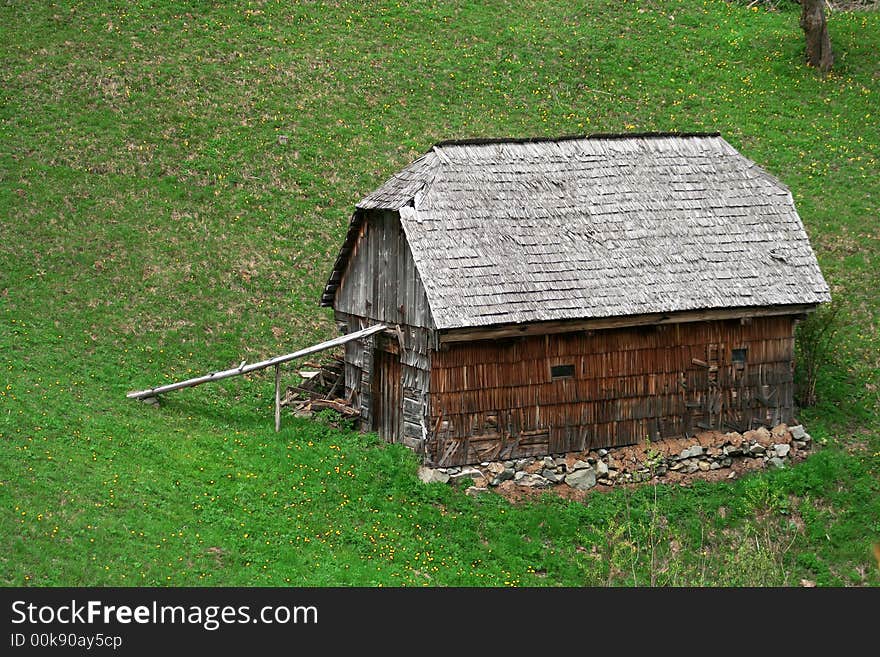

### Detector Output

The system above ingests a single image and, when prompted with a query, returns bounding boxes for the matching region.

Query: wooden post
[274,364,281,433]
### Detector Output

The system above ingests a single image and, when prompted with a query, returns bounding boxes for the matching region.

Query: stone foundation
[417,423,813,494]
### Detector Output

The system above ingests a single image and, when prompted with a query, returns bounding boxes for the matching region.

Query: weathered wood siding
[426,316,796,466]
[335,209,433,329]
[332,210,434,456]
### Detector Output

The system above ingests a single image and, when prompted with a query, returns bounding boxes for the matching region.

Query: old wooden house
[320,133,830,467]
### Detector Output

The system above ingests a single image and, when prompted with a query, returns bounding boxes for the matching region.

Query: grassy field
[1,0,878,587]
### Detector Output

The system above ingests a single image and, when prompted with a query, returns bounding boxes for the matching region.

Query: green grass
[1,0,878,587]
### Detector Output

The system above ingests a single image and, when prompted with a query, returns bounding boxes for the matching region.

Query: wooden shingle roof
[324,133,831,330]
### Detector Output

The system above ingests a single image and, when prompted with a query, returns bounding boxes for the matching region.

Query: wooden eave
[320,210,365,308]
[437,303,819,344]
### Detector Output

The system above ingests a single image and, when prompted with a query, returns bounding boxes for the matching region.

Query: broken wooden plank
[309,399,361,418]
[437,439,461,467]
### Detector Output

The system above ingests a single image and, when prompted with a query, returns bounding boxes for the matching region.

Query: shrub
[794,300,842,408]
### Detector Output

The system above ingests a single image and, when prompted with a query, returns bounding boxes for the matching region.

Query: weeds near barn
[1,0,878,587]
[795,298,843,408]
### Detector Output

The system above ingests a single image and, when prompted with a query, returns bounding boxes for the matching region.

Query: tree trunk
[800,0,834,74]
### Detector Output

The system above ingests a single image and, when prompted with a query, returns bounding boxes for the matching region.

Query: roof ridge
[587,131,721,140]
[433,131,722,149]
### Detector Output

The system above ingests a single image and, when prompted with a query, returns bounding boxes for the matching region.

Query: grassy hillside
[1,0,878,586]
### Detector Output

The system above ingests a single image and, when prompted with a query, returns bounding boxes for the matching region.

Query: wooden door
[372,348,402,442]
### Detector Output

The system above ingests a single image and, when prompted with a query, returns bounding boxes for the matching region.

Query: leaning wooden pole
[126,323,387,401]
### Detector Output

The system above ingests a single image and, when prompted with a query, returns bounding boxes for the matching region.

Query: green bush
[795,300,842,408]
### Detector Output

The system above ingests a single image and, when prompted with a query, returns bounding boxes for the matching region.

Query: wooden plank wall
[426,316,796,467]
[346,330,431,455]
[331,206,435,456]
[334,209,434,330]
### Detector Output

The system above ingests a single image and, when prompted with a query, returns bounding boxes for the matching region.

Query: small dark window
[731,348,748,364]
[551,364,575,379]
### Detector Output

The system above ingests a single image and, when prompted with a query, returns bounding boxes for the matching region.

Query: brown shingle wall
[426,316,796,466]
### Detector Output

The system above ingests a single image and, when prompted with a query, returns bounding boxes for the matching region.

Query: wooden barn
[320,133,831,467]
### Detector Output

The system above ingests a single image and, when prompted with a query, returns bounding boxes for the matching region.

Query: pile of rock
[417,424,814,495]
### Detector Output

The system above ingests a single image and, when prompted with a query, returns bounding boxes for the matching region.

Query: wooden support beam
[126,323,388,400]
[274,364,281,433]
